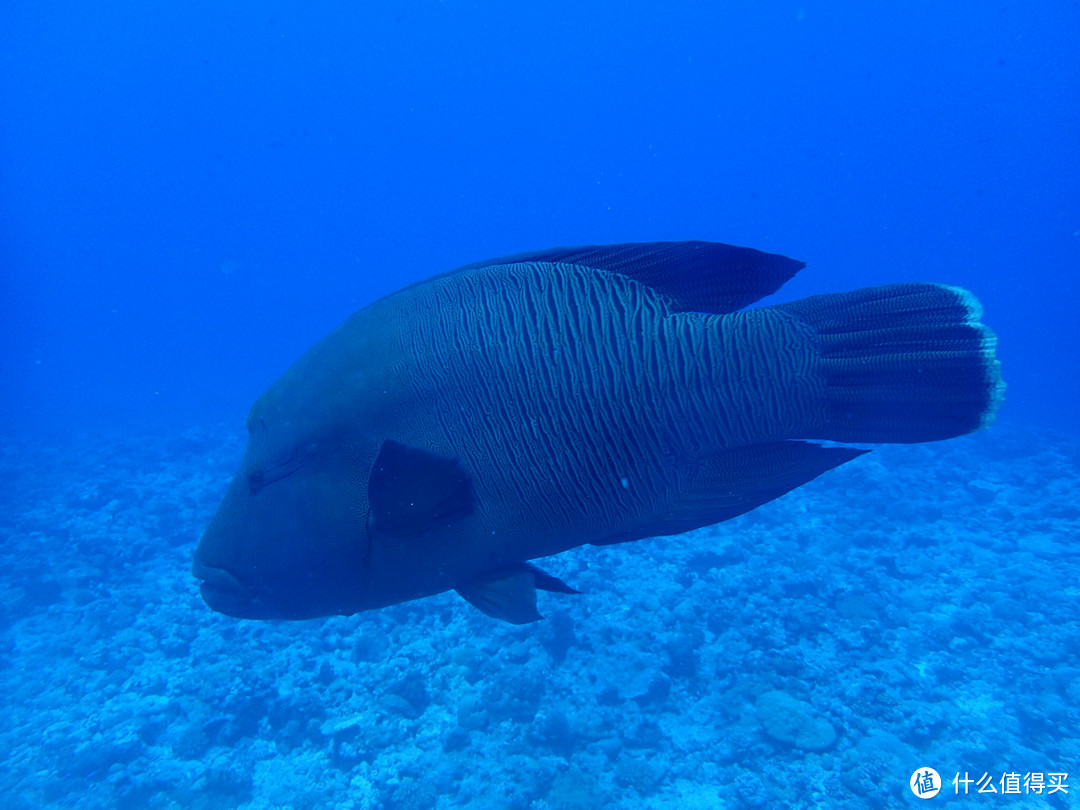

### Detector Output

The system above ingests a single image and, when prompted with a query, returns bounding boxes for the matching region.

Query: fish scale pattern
[388,260,822,549]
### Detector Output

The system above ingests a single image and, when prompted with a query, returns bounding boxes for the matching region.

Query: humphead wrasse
[193,242,1003,624]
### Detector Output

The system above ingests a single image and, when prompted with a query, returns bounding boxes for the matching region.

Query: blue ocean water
[2,2,1078,809]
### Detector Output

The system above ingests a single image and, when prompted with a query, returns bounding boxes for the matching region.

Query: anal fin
[594,441,868,545]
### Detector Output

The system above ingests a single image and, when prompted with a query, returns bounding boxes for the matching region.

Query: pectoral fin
[368,440,475,538]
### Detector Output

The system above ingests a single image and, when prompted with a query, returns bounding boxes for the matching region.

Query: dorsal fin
[458,241,805,314]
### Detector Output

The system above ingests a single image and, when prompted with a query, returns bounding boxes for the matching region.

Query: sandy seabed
[1,422,1077,809]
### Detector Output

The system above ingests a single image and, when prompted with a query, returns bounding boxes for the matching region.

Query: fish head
[193,401,371,620]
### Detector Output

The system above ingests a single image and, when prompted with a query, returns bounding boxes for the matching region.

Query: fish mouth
[192,561,266,618]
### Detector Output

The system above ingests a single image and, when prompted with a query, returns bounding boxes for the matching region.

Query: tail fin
[776,283,1004,443]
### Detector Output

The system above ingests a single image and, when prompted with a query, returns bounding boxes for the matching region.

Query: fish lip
[192,560,253,597]
[192,560,264,617]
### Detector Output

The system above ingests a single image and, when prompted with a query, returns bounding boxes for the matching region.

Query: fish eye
[248,470,265,495]
[245,444,315,497]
